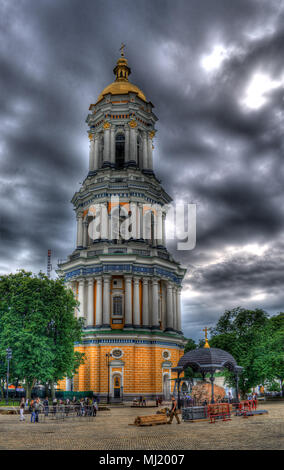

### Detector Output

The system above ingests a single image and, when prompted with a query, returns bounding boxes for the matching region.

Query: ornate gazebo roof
[172,347,243,375]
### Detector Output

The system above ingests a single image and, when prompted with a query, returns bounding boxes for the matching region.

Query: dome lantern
[96,43,147,103]
[113,43,131,82]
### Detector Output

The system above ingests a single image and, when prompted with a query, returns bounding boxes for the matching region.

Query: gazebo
[172,346,243,407]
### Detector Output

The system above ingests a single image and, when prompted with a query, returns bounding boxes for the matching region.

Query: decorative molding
[64,263,183,285]
[128,119,137,128]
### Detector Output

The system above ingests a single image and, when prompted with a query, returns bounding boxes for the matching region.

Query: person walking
[92,398,98,417]
[52,397,57,417]
[43,397,49,417]
[168,396,181,424]
[80,398,85,416]
[65,398,70,416]
[19,398,25,421]
[29,399,36,423]
[34,398,41,423]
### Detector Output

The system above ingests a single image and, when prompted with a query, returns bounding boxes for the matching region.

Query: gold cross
[203,327,210,348]
[120,43,126,57]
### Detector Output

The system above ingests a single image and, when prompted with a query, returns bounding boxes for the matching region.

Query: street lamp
[6,348,12,405]
[105,353,112,404]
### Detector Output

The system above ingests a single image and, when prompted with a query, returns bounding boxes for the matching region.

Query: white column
[162,212,166,246]
[137,204,142,239]
[103,126,111,164]
[152,278,159,329]
[166,282,174,330]
[83,221,88,248]
[66,377,72,391]
[101,203,109,240]
[87,278,94,326]
[133,277,140,327]
[124,125,130,163]
[156,207,163,246]
[94,135,99,170]
[177,287,182,332]
[78,279,85,319]
[142,132,148,169]
[172,286,177,331]
[142,278,149,327]
[147,134,153,170]
[76,214,83,248]
[131,203,140,240]
[103,276,111,326]
[89,138,95,172]
[138,136,143,168]
[110,126,116,165]
[124,276,132,327]
[95,277,103,326]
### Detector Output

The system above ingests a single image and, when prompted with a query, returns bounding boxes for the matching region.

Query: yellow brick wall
[58,343,184,394]
[62,343,184,394]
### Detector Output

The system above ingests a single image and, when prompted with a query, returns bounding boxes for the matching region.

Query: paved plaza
[0,402,283,450]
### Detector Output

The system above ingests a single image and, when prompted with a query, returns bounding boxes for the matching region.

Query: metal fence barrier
[29,404,97,423]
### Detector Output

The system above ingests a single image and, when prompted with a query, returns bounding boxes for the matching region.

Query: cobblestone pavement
[0,402,283,450]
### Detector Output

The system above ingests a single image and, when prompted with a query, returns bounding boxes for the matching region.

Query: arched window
[115,133,125,169]
[113,296,123,315]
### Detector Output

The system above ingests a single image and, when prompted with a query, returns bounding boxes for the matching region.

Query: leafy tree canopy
[0,270,85,397]
[209,307,284,395]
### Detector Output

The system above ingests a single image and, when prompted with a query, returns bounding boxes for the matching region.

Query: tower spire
[120,42,126,57]
[113,43,131,82]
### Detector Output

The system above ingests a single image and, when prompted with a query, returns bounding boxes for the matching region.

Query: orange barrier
[207,403,232,423]
[238,399,258,417]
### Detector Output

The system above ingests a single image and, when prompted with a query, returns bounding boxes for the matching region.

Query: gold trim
[129,119,137,128]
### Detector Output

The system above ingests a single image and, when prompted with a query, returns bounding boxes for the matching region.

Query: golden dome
[96,47,147,103]
[97,81,147,103]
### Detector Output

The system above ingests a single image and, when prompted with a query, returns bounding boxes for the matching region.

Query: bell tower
[57,47,187,400]
[87,49,156,174]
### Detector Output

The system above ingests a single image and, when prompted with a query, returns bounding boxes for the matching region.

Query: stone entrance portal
[113,375,121,398]
[163,374,170,400]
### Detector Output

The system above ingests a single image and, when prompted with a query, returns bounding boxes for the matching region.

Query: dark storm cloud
[0,0,283,340]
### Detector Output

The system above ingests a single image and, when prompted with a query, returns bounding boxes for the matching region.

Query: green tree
[210,307,283,397]
[0,271,85,398]
[266,313,284,396]
[184,338,197,353]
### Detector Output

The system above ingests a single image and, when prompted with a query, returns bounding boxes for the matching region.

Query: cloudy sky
[1,0,284,341]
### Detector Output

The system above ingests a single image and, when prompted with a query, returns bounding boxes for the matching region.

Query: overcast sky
[1,0,284,341]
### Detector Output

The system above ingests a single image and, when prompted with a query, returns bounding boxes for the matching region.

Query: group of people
[247,392,258,401]
[19,396,99,422]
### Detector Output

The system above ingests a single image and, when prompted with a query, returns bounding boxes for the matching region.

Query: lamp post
[105,353,112,404]
[177,373,181,409]
[210,373,215,404]
[6,348,12,405]
[235,372,240,404]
